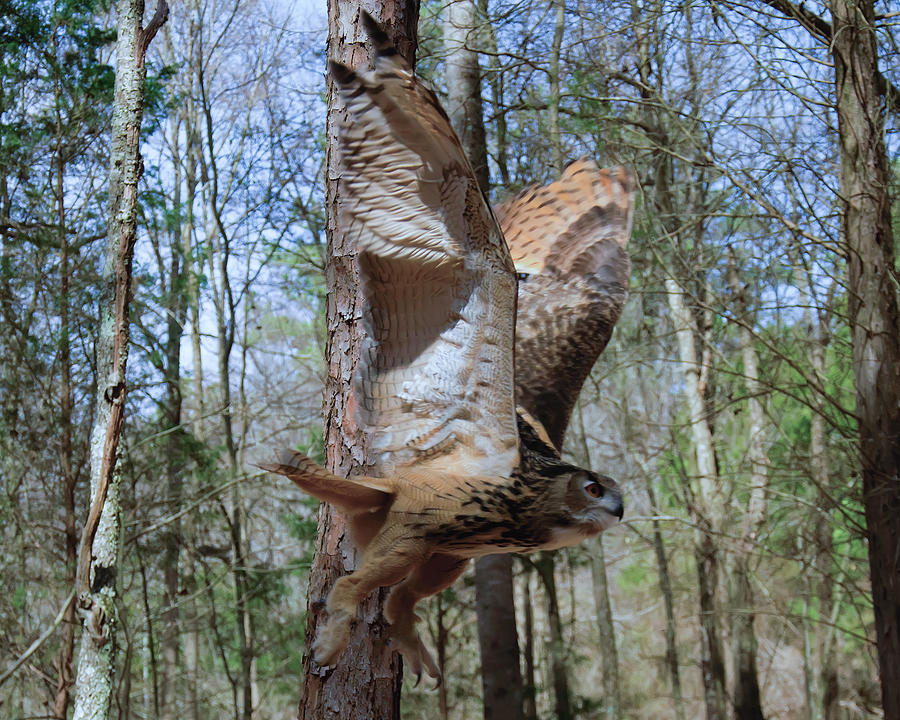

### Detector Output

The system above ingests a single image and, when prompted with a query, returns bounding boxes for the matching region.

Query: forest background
[0,0,898,719]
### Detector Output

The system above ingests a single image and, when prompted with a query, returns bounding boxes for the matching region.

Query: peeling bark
[71,2,168,719]
[298,3,418,717]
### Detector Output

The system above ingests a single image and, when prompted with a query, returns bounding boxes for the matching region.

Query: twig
[0,589,76,688]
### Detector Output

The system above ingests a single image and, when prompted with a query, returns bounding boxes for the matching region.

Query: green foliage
[11,585,26,610]
[618,560,651,590]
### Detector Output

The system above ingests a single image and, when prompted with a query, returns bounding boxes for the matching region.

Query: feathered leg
[314,528,428,666]
[385,553,470,684]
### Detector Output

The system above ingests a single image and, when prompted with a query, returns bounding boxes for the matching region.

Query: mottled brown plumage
[498,159,633,449]
[263,12,631,683]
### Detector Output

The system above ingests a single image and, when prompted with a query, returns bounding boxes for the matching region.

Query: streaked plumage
[499,159,633,449]
[263,12,632,683]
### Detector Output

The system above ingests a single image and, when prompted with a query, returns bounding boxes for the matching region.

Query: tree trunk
[590,537,620,719]
[53,54,77,719]
[477,0,509,186]
[159,100,189,720]
[473,556,525,720]
[666,278,728,720]
[810,315,839,720]
[534,552,573,720]
[435,593,450,720]
[547,0,565,173]
[646,481,687,720]
[732,559,764,720]
[298,5,418,718]
[444,4,525,718]
[445,0,489,188]
[195,21,256,713]
[181,82,202,720]
[71,5,168,719]
[521,565,538,720]
[179,52,203,720]
[728,253,768,720]
[830,2,900,717]
[575,402,621,718]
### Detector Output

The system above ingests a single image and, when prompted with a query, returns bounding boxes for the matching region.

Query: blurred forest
[0,0,898,718]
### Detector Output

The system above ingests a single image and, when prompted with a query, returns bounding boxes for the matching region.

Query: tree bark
[298,4,418,718]
[52,45,77,718]
[159,90,190,720]
[830,2,900,717]
[178,39,203,719]
[728,253,768,720]
[590,537,620,719]
[534,552,573,720]
[435,593,450,720]
[807,302,839,720]
[575,402,621,717]
[477,0,509,186]
[646,481,687,720]
[444,4,525,718]
[547,0,565,174]
[473,555,525,720]
[521,565,538,720]
[666,278,728,720]
[71,3,168,719]
[445,0,489,188]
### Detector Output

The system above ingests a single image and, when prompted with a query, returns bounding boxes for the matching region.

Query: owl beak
[601,487,624,522]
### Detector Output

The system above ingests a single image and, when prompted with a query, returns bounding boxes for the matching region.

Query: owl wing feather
[258,450,393,515]
[497,159,634,449]
[332,13,519,478]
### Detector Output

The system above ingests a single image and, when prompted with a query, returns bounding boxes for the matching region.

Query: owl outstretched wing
[332,13,519,478]
[497,159,634,449]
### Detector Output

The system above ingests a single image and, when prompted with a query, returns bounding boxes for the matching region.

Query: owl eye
[583,480,603,499]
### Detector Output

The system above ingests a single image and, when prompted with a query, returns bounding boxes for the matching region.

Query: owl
[263,12,633,683]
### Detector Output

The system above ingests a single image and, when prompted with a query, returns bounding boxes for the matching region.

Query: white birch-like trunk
[665,279,719,496]
[665,277,728,720]
[71,2,167,719]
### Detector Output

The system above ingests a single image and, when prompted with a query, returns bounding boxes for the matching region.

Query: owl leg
[385,553,469,685]
[314,534,426,667]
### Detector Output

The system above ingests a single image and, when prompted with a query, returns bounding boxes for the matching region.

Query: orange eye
[584,482,603,499]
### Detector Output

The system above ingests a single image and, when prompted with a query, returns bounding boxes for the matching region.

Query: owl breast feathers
[262,11,633,683]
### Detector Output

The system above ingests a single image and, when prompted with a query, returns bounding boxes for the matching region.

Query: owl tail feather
[260,450,394,515]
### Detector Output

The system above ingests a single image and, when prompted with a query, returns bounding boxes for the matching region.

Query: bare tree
[71,2,168,719]
[831,3,900,715]
[734,0,900,712]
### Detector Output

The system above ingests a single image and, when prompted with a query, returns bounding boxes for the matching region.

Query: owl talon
[391,627,441,686]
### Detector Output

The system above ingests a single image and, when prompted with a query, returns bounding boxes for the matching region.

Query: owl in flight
[263,12,633,683]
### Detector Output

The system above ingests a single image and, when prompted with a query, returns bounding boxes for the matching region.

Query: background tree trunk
[576,402,621,718]
[646,481,687,720]
[52,52,77,718]
[728,252,768,720]
[533,552,573,720]
[830,1,900,716]
[298,3,418,718]
[444,3,525,718]
[71,2,168,719]
[666,277,728,720]
[808,300,839,720]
